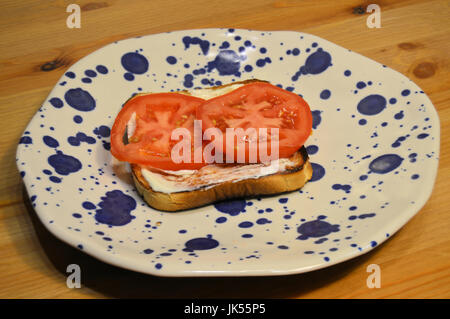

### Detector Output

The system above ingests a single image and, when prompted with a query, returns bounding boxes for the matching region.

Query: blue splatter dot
[82,201,96,210]
[64,88,96,112]
[184,236,219,251]
[344,70,351,76]
[394,111,404,120]
[356,81,366,89]
[85,70,97,77]
[48,151,82,175]
[49,176,62,183]
[417,133,429,139]
[73,115,83,124]
[207,50,241,76]
[43,136,59,148]
[124,72,135,81]
[94,190,137,226]
[214,199,246,216]
[65,71,75,78]
[306,145,319,155]
[310,163,326,182]
[369,154,403,174]
[96,65,108,74]
[219,41,230,49]
[216,216,227,223]
[238,221,253,228]
[311,110,322,129]
[19,136,33,144]
[93,125,111,138]
[182,36,210,55]
[166,56,177,65]
[332,184,351,193]
[357,94,387,116]
[121,52,149,74]
[401,89,410,96]
[292,48,332,81]
[256,218,271,225]
[297,219,340,240]
[320,89,331,99]
[49,97,64,109]
[183,74,194,88]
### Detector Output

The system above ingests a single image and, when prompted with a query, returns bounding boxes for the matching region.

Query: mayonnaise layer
[141,158,296,193]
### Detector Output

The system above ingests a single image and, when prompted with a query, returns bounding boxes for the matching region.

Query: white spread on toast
[140,157,297,193]
[190,82,244,99]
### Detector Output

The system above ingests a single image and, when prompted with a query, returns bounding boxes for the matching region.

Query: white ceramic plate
[16,29,440,277]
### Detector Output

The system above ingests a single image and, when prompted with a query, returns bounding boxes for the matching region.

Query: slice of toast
[131,147,312,211]
[124,80,313,211]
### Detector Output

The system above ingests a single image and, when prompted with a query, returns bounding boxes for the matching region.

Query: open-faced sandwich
[111,80,313,211]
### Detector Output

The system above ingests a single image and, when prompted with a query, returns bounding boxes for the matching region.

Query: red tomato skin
[111,93,208,170]
[196,82,312,163]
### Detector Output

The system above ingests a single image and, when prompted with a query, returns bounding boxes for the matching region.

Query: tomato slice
[196,82,312,163]
[111,93,207,170]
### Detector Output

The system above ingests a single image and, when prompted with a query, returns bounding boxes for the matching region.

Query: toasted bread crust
[131,147,312,212]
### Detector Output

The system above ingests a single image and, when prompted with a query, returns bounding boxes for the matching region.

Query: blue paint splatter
[207,50,241,76]
[64,88,96,112]
[310,163,326,182]
[184,235,219,251]
[68,132,96,146]
[48,151,82,175]
[332,183,351,193]
[43,136,59,148]
[320,89,331,99]
[94,190,137,226]
[85,70,97,77]
[292,48,332,81]
[182,36,210,55]
[297,219,340,240]
[357,95,387,116]
[369,154,403,174]
[93,125,111,138]
[214,199,246,216]
[166,56,177,65]
[121,52,149,74]
[394,111,404,120]
[96,65,108,74]
[82,201,96,210]
[49,97,64,109]
[73,115,83,124]
[238,221,253,228]
[306,145,319,155]
[311,110,322,129]
[19,136,33,144]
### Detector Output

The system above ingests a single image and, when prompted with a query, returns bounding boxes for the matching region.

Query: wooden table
[1,0,449,299]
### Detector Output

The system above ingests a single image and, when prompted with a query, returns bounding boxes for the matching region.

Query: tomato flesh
[111,93,207,170]
[196,82,312,163]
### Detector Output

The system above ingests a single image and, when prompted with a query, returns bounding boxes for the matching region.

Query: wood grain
[0,0,449,298]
